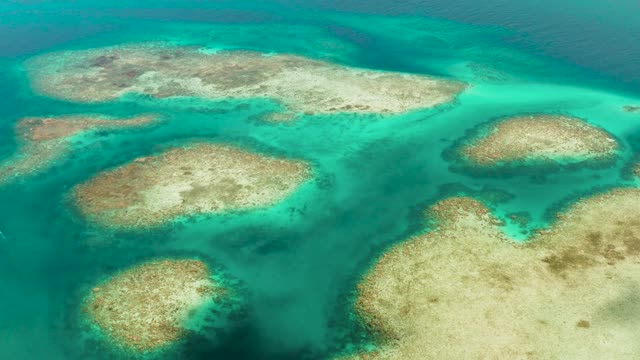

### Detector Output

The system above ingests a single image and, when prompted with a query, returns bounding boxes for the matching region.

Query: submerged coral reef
[0,115,156,185]
[345,188,640,359]
[84,259,224,351]
[25,44,465,117]
[458,114,618,166]
[73,142,311,227]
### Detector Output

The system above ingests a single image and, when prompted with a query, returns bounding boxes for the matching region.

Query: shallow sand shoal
[345,188,640,359]
[73,142,311,227]
[0,115,156,184]
[85,259,223,351]
[25,44,465,116]
[459,114,618,165]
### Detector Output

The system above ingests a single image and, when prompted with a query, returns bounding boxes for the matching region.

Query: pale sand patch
[25,44,465,117]
[460,114,618,165]
[73,142,311,227]
[0,115,156,185]
[84,259,224,351]
[343,188,640,359]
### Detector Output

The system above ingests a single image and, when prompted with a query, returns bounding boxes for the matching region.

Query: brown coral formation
[0,115,155,184]
[346,188,640,359]
[73,143,311,227]
[25,44,465,116]
[623,105,640,113]
[460,115,618,165]
[84,259,223,351]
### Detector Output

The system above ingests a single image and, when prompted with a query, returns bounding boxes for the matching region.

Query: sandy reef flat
[0,115,155,185]
[458,114,618,166]
[73,142,311,228]
[84,259,223,351]
[344,188,640,359]
[24,44,465,117]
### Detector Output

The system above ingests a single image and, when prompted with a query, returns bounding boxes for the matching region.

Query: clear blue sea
[1,1,639,359]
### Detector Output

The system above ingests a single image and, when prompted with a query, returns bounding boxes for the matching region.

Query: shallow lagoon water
[1,2,640,359]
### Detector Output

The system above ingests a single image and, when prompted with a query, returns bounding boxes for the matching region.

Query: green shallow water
[1,6,640,360]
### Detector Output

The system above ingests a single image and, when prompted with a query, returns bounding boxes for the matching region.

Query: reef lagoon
[1,1,640,359]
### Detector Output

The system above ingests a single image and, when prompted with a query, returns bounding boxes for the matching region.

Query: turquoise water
[1,2,640,359]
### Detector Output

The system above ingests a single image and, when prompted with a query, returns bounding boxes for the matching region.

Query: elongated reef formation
[458,114,618,166]
[25,44,465,116]
[345,188,640,359]
[85,259,223,351]
[0,115,156,184]
[73,142,311,227]
[623,105,640,113]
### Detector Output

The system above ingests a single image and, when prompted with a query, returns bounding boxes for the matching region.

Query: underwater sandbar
[73,143,311,227]
[85,259,223,351]
[347,188,640,359]
[458,114,618,166]
[0,115,155,185]
[25,44,465,116]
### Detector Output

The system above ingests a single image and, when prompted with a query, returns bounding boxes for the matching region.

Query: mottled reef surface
[0,115,155,185]
[344,188,640,359]
[25,44,465,117]
[84,259,224,352]
[458,114,618,166]
[73,143,311,228]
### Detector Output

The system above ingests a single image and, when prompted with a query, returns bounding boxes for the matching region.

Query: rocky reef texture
[25,44,464,116]
[459,115,618,166]
[346,188,640,359]
[0,115,155,184]
[623,105,640,113]
[84,259,223,351]
[73,143,311,227]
